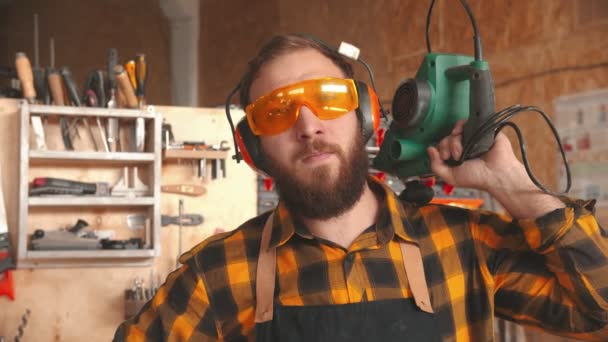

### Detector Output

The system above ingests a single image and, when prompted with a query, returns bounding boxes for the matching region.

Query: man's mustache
[294,139,343,161]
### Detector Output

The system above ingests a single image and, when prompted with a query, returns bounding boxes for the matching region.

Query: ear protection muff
[235,117,268,175]
[353,80,381,142]
[225,34,386,174]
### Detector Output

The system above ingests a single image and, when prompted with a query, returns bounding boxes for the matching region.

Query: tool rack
[17,100,162,268]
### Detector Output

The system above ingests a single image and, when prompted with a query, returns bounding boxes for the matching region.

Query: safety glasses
[245,78,359,136]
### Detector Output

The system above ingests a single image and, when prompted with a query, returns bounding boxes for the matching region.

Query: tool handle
[15,52,36,102]
[47,70,66,106]
[85,70,106,107]
[114,65,138,108]
[135,54,147,101]
[107,48,118,88]
[125,60,137,91]
[60,67,82,107]
[462,68,496,159]
[161,184,206,196]
[33,67,48,103]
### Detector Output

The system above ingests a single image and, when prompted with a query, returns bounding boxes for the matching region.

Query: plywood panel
[0,99,257,341]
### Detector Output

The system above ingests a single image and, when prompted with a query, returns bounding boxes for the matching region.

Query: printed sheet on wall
[554,88,608,226]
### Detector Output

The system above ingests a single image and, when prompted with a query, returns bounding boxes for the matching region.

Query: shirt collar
[267,176,418,249]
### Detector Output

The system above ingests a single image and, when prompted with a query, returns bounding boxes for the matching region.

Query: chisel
[134,54,147,152]
[114,65,138,108]
[47,69,74,150]
[15,52,47,150]
[106,48,119,152]
[61,67,98,151]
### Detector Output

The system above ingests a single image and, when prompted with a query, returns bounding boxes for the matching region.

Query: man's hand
[426,120,522,191]
[426,120,564,219]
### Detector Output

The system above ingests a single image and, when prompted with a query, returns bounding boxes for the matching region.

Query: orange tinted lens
[307,79,358,120]
[246,78,358,136]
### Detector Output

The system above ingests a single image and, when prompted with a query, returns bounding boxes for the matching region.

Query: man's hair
[238,34,355,108]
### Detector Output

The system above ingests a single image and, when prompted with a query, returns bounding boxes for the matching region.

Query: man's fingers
[449,134,463,160]
[451,120,465,135]
[438,137,451,160]
[427,147,451,181]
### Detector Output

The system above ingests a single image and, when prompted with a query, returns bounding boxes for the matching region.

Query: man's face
[250,48,369,219]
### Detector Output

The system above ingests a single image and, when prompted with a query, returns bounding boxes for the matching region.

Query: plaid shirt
[115,178,608,341]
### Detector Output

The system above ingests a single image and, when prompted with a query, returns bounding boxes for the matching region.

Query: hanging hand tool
[61,67,98,151]
[115,64,140,152]
[106,48,120,151]
[176,199,184,269]
[161,184,206,196]
[161,213,204,227]
[124,60,137,91]
[114,65,138,108]
[134,54,148,152]
[219,140,230,178]
[0,167,15,301]
[15,52,47,150]
[47,69,74,150]
[84,70,110,152]
[32,13,50,139]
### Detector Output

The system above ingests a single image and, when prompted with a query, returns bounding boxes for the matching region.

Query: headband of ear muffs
[235,79,381,174]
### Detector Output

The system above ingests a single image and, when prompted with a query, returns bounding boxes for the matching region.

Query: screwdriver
[60,67,98,151]
[114,65,138,108]
[15,52,47,150]
[135,54,147,107]
[125,60,137,91]
[134,54,147,152]
[106,48,119,152]
[47,69,73,150]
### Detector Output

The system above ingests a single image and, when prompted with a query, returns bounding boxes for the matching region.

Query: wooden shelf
[29,150,155,164]
[164,149,228,160]
[28,196,155,207]
[18,101,163,268]
[26,103,157,119]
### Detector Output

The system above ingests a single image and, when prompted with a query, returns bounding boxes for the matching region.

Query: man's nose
[294,105,324,140]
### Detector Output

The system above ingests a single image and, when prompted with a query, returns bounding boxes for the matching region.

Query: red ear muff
[236,118,268,175]
[354,80,381,142]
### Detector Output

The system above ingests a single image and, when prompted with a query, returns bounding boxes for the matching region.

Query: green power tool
[372,53,495,179]
[373,0,570,204]
[373,0,495,180]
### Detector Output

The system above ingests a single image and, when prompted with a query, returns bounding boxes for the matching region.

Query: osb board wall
[0,99,257,341]
[201,0,608,189]
[0,0,172,106]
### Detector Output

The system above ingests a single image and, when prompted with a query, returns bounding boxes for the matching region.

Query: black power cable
[424,0,572,197]
[225,81,242,162]
[425,0,482,61]
[457,104,572,196]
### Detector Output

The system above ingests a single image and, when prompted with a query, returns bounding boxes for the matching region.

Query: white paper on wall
[554,89,608,207]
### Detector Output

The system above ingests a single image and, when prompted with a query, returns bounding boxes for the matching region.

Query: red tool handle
[0,251,15,300]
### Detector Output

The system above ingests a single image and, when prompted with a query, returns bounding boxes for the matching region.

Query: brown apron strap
[254,214,434,323]
[400,242,434,313]
[255,213,276,323]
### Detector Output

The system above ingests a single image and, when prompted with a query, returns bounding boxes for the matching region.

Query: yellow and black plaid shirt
[115,178,608,341]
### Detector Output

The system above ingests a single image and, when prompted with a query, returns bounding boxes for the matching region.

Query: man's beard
[262,133,369,220]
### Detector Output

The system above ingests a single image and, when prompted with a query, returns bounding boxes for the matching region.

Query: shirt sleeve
[471,197,608,340]
[113,260,220,342]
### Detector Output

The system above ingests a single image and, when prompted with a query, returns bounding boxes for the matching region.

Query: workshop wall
[201,0,608,189]
[0,0,172,105]
[0,0,606,340]
[0,99,257,340]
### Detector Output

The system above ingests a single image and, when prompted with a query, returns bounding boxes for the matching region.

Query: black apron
[254,214,442,342]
